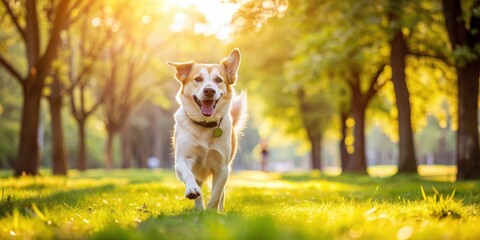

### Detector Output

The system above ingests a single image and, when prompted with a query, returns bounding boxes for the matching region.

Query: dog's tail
[231,91,248,135]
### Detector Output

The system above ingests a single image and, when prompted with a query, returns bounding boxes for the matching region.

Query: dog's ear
[221,48,241,85]
[167,61,194,83]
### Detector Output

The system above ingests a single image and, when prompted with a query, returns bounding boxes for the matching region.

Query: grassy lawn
[0,169,479,239]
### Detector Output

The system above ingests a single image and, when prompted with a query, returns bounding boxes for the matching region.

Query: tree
[441,0,480,179]
[376,0,455,173]
[289,1,389,174]
[339,103,351,171]
[99,0,163,169]
[345,63,387,174]
[386,0,417,173]
[102,51,146,169]
[297,88,335,169]
[383,0,452,173]
[0,0,93,176]
[120,102,157,168]
[233,0,392,172]
[66,7,110,171]
[44,66,69,175]
[234,1,338,170]
[42,1,88,176]
[231,0,464,174]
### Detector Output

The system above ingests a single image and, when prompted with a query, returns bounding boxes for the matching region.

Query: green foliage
[452,44,480,67]
[0,170,479,239]
[234,15,307,141]
[0,75,20,167]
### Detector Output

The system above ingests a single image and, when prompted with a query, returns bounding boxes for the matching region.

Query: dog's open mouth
[193,95,220,117]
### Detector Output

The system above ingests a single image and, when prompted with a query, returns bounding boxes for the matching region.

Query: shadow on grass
[279,171,476,188]
[0,169,172,183]
[0,184,117,218]
[281,171,423,183]
[68,169,173,184]
[94,209,311,240]
[277,172,480,203]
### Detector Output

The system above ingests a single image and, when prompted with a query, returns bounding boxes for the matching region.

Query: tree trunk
[308,134,322,170]
[121,125,132,168]
[48,95,68,175]
[456,62,480,179]
[347,102,367,174]
[25,0,40,68]
[15,0,42,177]
[105,129,115,169]
[15,84,42,176]
[77,120,87,171]
[390,27,418,173]
[2,0,75,176]
[441,0,480,180]
[339,111,350,171]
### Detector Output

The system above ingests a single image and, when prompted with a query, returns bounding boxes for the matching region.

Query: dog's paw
[185,186,201,200]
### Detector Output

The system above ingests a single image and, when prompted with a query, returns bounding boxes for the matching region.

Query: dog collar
[191,117,224,138]
[192,120,219,128]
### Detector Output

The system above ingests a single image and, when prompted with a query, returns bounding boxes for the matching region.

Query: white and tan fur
[168,49,246,212]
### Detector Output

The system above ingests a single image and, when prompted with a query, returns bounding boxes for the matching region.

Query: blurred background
[0,0,479,180]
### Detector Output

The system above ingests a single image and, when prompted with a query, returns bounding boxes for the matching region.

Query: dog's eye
[214,77,223,83]
[194,77,203,82]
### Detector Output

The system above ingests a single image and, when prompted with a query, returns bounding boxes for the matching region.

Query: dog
[168,49,247,212]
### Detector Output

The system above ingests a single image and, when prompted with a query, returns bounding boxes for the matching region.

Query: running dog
[168,49,247,212]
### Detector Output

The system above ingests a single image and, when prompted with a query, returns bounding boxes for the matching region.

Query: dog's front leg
[218,188,226,212]
[194,179,205,210]
[175,158,201,200]
[206,166,229,211]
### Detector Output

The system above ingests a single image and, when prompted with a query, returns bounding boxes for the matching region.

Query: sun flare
[164,0,240,40]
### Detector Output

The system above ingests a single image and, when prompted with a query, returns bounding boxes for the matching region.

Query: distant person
[147,155,160,169]
[260,141,269,172]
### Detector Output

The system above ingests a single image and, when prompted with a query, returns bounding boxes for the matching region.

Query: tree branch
[346,64,362,92]
[116,89,146,129]
[67,0,82,15]
[37,0,70,81]
[441,0,467,47]
[66,25,109,95]
[346,78,355,90]
[468,0,480,47]
[365,63,387,101]
[85,96,103,118]
[408,49,453,66]
[64,0,94,28]
[0,54,24,85]
[66,66,89,93]
[133,34,177,76]
[69,87,80,121]
[1,0,27,42]
[369,64,386,90]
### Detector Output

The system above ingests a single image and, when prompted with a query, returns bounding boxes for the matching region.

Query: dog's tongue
[201,100,215,116]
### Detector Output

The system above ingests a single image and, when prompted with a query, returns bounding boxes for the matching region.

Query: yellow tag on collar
[213,128,223,138]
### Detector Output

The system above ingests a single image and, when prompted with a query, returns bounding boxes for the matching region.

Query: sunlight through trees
[0,0,479,180]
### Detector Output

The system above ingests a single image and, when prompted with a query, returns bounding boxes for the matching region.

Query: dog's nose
[203,87,216,98]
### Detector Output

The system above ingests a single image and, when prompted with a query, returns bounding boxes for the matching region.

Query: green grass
[0,169,479,239]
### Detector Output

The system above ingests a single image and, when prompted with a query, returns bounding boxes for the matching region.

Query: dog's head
[168,49,241,121]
